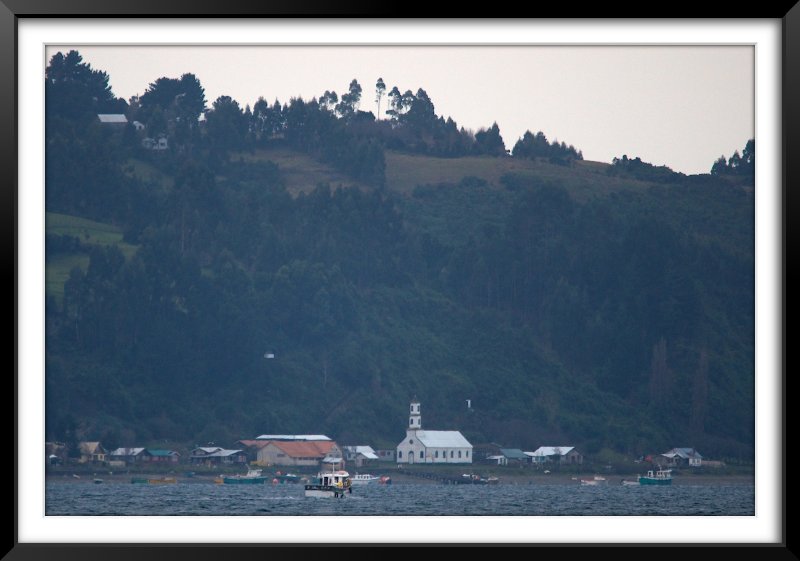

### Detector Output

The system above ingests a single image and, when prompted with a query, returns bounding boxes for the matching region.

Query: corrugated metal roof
[206,449,245,457]
[666,447,702,459]
[97,114,128,123]
[147,449,179,457]
[414,430,472,448]
[499,448,528,460]
[529,446,575,457]
[255,434,331,441]
[268,440,336,458]
[343,445,377,459]
[191,447,222,454]
[110,447,146,456]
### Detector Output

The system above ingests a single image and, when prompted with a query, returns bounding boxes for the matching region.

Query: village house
[660,447,703,467]
[108,447,149,465]
[342,445,379,468]
[526,446,584,465]
[144,449,180,463]
[396,398,473,464]
[189,447,247,466]
[78,441,106,464]
[142,136,168,150]
[499,448,530,466]
[235,439,272,464]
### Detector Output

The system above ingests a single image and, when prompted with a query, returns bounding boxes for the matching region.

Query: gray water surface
[45,481,755,516]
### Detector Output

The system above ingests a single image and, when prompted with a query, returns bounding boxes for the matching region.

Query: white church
[396,397,473,464]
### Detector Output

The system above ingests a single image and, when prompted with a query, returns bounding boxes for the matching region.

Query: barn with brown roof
[254,440,341,467]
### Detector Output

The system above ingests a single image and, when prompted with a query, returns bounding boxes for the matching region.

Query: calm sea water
[45,480,755,516]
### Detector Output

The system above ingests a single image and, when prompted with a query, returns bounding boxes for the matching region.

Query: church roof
[414,430,472,448]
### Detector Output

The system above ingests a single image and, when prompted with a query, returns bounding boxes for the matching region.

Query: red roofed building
[235,439,273,463]
[255,440,342,467]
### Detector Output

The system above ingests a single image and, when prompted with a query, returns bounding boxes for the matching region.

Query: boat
[638,468,672,485]
[274,471,301,484]
[304,470,352,498]
[378,475,392,485]
[147,476,177,484]
[621,478,640,486]
[93,478,103,484]
[461,473,497,485]
[349,473,381,485]
[131,476,178,484]
[580,475,607,486]
[223,468,267,485]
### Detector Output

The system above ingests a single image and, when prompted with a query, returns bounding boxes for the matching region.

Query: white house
[396,398,473,464]
[661,447,703,467]
[526,446,583,465]
[142,136,168,150]
[343,445,379,468]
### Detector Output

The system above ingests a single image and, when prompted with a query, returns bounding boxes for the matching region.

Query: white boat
[349,473,381,485]
[304,470,352,498]
[580,475,607,486]
[638,468,672,486]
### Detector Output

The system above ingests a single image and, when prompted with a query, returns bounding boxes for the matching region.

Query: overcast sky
[47,45,754,175]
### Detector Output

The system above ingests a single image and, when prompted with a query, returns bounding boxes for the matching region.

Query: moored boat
[638,468,672,485]
[148,476,177,484]
[349,473,380,485]
[223,468,267,485]
[580,475,607,486]
[132,476,178,484]
[274,471,300,484]
[305,470,351,498]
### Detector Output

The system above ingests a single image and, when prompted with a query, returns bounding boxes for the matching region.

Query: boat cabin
[316,470,351,488]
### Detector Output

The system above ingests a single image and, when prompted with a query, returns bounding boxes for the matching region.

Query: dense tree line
[512,130,583,165]
[606,154,684,183]
[710,139,755,181]
[44,51,755,461]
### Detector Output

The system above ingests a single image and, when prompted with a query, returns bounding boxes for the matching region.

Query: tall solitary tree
[375,77,386,120]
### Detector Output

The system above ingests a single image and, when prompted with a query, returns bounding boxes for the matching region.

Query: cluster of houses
[45,399,710,471]
[97,113,168,151]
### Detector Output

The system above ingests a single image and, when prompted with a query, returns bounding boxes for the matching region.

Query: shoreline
[46,471,755,486]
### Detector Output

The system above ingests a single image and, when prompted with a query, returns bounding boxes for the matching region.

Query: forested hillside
[44,51,755,462]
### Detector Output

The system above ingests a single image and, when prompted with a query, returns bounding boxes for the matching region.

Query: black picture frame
[4,8,794,556]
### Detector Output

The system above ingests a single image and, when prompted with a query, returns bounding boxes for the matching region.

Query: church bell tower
[408,397,422,433]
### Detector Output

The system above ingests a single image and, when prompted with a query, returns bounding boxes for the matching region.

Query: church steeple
[408,396,422,431]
